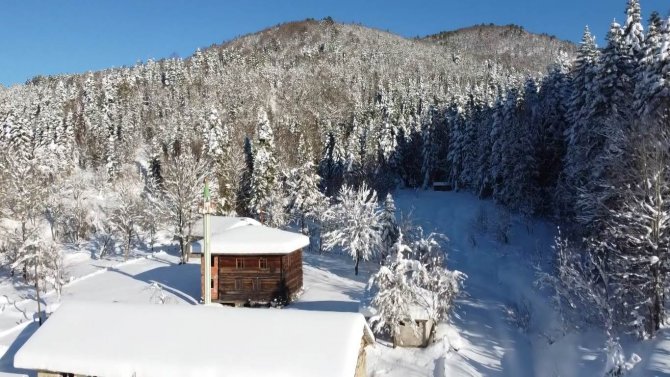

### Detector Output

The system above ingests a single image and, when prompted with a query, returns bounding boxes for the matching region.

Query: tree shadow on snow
[0,321,39,375]
[108,262,200,305]
[289,300,360,313]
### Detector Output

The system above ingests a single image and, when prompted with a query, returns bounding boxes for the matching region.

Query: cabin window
[234,278,242,290]
[236,258,245,269]
[210,256,215,267]
[210,279,214,289]
[259,258,268,269]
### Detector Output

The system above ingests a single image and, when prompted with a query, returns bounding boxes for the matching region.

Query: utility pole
[203,181,212,305]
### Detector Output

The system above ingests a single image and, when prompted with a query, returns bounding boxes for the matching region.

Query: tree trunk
[179,237,185,264]
[124,232,131,262]
[354,252,360,276]
[651,265,662,336]
[35,263,42,326]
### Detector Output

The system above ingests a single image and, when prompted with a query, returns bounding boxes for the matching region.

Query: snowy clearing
[0,190,668,376]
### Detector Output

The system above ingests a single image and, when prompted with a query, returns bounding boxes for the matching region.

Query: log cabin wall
[217,254,286,303]
[282,249,303,296]
[202,249,304,304]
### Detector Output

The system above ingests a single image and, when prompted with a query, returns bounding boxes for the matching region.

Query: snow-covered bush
[604,338,641,377]
[368,232,419,340]
[536,229,612,332]
[147,282,173,305]
[368,226,465,343]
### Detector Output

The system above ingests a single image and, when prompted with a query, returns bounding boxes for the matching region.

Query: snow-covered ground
[0,190,669,376]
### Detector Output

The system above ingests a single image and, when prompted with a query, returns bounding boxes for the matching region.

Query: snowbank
[14,301,373,377]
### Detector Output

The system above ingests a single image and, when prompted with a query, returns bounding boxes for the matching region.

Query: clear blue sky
[1,0,668,86]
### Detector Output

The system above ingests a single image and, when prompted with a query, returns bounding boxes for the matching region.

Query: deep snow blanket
[14,301,373,377]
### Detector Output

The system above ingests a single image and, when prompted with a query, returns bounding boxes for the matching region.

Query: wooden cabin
[14,301,375,377]
[190,217,310,305]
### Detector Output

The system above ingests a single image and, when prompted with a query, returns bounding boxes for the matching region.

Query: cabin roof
[190,216,309,255]
[190,216,261,238]
[14,301,374,377]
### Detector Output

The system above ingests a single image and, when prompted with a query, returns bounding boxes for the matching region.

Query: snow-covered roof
[190,216,309,255]
[190,216,261,238]
[14,301,374,377]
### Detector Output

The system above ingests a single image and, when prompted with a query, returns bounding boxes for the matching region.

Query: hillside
[0,18,572,185]
[423,24,576,74]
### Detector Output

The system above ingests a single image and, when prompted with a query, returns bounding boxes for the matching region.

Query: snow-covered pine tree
[623,0,645,61]
[537,53,571,215]
[249,108,282,225]
[633,12,663,116]
[237,135,254,217]
[598,111,670,338]
[319,125,346,197]
[636,14,670,120]
[563,27,600,217]
[379,193,399,260]
[147,137,164,189]
[324,183,382,275]
[571,21,631,230]
[286,134,325,233]
[420,107,436,189]
[203,107,237,214]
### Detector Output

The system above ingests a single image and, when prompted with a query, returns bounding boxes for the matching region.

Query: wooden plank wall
[212,249,304,303]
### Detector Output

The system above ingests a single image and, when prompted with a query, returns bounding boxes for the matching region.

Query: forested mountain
[423,24,576,73]
[1,0,670,349]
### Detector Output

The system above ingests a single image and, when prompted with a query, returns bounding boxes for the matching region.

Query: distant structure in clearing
[190,216,309,305]
[14,301,375,377]
[394,306,435,348]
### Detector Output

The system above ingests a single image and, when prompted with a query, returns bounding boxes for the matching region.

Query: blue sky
[1,0,668,86]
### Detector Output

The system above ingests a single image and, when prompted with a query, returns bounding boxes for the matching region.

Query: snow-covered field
[0,190,669,376]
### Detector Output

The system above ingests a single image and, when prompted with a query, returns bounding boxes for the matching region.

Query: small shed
[432,181,452,191]
[361,303,435,348]
[190,217,310,305]
[14,301,375,377]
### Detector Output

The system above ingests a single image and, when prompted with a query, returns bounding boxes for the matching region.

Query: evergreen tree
[249,109,281,225]
[379,193,399,258]
[203,107,236,213]
[237,135,254,217]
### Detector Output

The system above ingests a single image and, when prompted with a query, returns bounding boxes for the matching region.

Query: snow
[190,219,309,255]
[190,216,261,238]
[15,301,373,377]
[1,190,670,376]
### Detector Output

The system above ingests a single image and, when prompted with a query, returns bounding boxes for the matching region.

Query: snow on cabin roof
[190,216,261,238]
[190,217,309,255]
[14,301,374,377]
